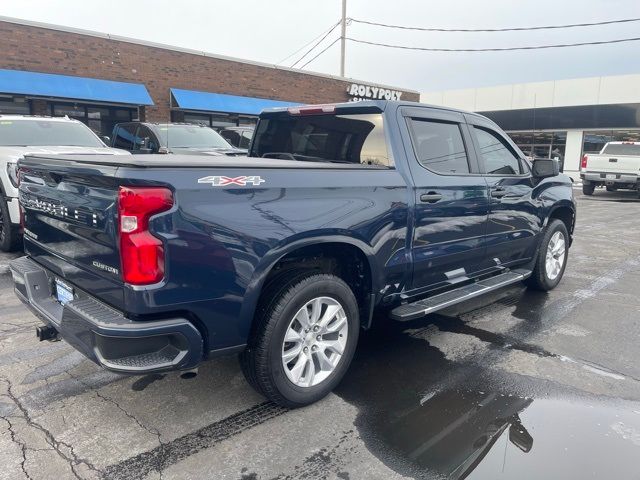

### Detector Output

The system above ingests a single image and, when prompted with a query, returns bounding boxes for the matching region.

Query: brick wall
[0,20,419,121]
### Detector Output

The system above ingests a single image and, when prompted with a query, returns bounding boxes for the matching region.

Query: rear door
[112,124,137,152]
[399,106,490,292]
[466,115,540,267]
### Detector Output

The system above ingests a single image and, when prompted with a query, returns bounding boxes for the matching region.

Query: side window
[134,126,158,152]
[407,118,470,174]
[221,130,240,147]
[239,130,252,149]
[473,126,522,175]
[113,124,137,150]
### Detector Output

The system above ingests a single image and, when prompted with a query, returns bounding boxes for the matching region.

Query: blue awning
[0,69,154,105]
[171,88,300,115]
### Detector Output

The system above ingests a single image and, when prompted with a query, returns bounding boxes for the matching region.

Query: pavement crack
[0,377,102,479]
[1,416,33,480]
[67,371,166,479]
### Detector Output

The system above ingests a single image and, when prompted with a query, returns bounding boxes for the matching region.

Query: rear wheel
[582,183,595,196]
[526,219,569,291]
[0,197,20,252]
[240,273,359,408]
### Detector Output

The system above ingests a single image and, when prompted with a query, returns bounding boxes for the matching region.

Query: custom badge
[198,175,265,187]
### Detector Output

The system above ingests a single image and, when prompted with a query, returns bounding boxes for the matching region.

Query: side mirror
[101,135,111,145]
[531,158,560,179]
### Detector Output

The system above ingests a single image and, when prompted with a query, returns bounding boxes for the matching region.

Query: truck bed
[25,153,387,169]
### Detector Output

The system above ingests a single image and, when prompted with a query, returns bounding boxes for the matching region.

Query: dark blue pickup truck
[11,100,575,407]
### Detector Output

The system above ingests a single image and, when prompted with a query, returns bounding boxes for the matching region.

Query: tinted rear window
[602,143,640,156]
[250,113,390,167]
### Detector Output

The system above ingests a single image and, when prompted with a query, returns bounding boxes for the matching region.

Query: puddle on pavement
[335,295,640,479]
[365,389,640,480]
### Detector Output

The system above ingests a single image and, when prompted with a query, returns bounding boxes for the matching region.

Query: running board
[390,269,532,322]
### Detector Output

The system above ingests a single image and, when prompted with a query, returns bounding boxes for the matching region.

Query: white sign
[347,83,403,102]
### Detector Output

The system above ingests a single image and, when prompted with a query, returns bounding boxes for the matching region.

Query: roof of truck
[260,99,493,122]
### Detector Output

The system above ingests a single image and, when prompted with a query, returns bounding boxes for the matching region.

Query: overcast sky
[2,0,640,93]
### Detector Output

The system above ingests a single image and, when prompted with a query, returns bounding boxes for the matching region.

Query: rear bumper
[10,256,203,374]
[581,171,639,184]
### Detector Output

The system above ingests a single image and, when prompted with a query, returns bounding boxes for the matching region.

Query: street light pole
[340,0,347,77]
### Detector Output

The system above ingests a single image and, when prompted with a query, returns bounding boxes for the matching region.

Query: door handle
[490,187,507,198]
[420,192,443,203]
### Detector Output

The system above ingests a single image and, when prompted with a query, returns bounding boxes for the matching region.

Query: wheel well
[261,243,373,328]
[549,206,575,236]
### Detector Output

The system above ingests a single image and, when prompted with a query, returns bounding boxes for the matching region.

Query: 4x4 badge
[198,175,265,187]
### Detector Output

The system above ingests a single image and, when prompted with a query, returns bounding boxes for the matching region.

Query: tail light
[580,155,588,170]
[118,186,173,285]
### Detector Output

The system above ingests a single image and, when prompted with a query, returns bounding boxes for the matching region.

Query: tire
[240,273,359,408]
[0,197,20,252]
[582,183,595,195]
[606,186,617,192]
[526,219,569,291]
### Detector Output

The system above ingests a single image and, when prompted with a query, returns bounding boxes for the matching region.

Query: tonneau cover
[21,153,386,169]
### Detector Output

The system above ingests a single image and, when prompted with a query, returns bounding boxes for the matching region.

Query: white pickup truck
[0,115,129,251]
[580,141,640,197]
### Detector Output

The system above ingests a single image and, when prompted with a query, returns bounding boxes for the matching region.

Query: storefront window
[0,97,31,115]
[182,113,211,126]
[582,130,640,154]
[50,103,136,136]
[178,111,259,128]
[507,130,567,160]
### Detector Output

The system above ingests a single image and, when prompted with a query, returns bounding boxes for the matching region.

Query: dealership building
[421,73,640,177]
[0,16,418,136]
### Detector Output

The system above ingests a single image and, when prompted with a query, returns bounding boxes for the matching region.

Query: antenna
[340,0,347,76]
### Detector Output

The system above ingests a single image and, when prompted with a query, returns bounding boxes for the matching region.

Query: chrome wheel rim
[545,231,566,281]
[281,296,348,388]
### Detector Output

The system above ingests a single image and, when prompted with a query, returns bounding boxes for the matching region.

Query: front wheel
[240,273,359,408]
[0,197,20,252]
[526,219,569,291]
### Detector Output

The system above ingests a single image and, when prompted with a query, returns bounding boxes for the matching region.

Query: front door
[466,115,541,268]
[400,107,490,292]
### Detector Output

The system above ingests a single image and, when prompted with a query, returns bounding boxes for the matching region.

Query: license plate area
[55,279,74,305]
[606,174,616,180]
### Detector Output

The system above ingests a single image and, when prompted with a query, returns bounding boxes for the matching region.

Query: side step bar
[390,269,532,322]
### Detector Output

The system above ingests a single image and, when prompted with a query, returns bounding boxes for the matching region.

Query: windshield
[249,113,391,166]
[0,119,104,147]
[157,125,232,149]
[602,143,640,156]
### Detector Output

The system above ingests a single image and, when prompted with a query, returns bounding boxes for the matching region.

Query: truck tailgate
[586,153,640,174]
[19,157,125,305]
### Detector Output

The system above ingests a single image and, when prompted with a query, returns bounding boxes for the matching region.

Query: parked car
[11,100,575,407]
[111,122,247,156]
[0,115,129,252]
[218,126,254,149]
[580,141,640,196]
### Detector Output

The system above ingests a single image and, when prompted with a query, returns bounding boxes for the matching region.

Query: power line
[346,36,640,52]
[277,20,341,64]
[290,21,341,68]
[299,37,341,69]
[349,16,640,33]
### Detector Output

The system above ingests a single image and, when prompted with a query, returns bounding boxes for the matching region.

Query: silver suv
[0,115,130,251]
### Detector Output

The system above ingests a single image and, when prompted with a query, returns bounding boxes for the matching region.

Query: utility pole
[340,0,347,77]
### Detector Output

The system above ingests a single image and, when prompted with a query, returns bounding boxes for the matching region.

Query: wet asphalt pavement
[1,188,640,480]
